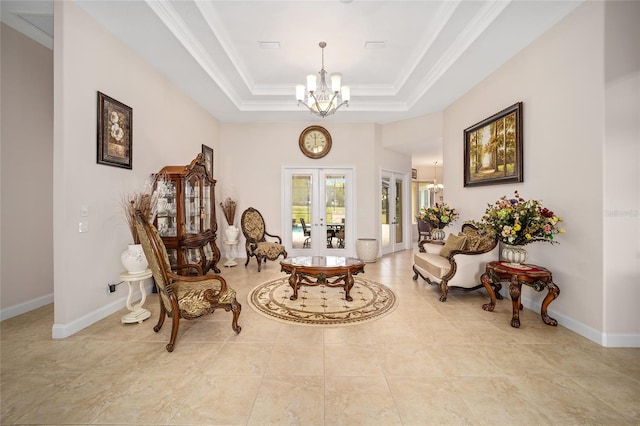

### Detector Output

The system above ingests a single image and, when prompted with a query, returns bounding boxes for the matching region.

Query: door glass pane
[325,174,346,249]
[381,176,390,247]
[291,174,312,250]
[395,178,403,244]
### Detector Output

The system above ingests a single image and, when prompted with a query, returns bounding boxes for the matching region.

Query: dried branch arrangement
[121,173,168,244]
[219,197,237,226]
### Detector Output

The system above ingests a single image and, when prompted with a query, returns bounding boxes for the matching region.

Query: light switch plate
[79,222,89,233]
[80,205,89,217]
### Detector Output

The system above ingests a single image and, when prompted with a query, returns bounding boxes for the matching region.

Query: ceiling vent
[364,41,386,49]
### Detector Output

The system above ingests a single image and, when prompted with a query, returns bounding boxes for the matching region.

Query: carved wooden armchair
[412,223,500,302]
[134,212,241,352]
[416,217,432,241]
[241,207,287,272]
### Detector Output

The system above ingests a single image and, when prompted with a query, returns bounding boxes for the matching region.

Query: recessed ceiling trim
[1,12,53,49]
[239,99,410,113]
[146,0,242,107]
[17,13,53,37]
[406,0,511,108]
[252,83,396,97]
[393,1,460,92]
[195,0,258,94]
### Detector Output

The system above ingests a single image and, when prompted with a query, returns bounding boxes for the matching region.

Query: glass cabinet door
[156,180,177,237]
[184,176,201,234]
[202,179,212,231]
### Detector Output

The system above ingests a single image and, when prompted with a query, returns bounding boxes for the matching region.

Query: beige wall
[603,0,640,344]
[51,1,221,336]
[0,23,54,316]
[219,122,410,254]
[443,1,639,345]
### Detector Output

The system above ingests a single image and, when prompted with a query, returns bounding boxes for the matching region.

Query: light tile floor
[1,250,639,425]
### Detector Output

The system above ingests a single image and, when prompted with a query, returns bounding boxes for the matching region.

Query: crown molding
[392,1,460,93]
[406,0,511,108]
[145,0,242,107]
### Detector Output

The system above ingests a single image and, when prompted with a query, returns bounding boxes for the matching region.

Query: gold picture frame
[463,102,523,187]
[97,92,133,169]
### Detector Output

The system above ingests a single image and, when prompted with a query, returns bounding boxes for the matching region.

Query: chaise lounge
[413,223,500,302]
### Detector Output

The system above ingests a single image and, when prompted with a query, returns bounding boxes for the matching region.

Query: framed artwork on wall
[97,92,133,169]
[201,144,214,177]
[463,102,523,187]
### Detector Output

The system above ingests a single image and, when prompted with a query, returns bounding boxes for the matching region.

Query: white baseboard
[6,283,638,347]
[520,294,639,348]
[50,282,154,339]
[51,282,153,339]
[0,293,54,321]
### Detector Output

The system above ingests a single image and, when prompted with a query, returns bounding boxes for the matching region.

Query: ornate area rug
[247,276,398,326]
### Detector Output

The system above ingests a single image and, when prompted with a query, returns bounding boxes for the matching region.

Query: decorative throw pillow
[460,231,482,252]
[440,234,467,258]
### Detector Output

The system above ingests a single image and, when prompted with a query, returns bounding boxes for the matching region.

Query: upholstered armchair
[241,207,287,272]
[412,223,500,302]
[134,212,241,352]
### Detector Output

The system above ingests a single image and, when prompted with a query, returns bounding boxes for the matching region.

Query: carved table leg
[495,282,503,300]
[344,270,354,302]
[289,269,299,301]
[541,281,560,326]
[481,273,496,312]
[509,277,522,328]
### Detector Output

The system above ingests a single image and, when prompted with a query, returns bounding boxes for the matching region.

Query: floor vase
[225,226,240,243]
[121,244,149,274]
[356,238,378,263]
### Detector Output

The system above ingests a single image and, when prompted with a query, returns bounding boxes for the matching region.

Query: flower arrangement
[219,197,237,227]
[121,173,168,244]
[420,203,459,229]
[479,191,564,246]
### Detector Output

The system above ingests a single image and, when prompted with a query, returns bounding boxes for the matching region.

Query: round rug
[247,276,397,326]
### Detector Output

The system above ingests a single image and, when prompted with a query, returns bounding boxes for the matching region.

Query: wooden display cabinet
[154,154,221,274]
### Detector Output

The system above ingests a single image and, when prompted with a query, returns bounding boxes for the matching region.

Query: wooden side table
[481,261,560,328]
[120,269,153,324]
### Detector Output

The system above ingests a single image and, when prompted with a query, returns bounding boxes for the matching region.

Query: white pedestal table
[224,240,239,267]
[120,269,153,324]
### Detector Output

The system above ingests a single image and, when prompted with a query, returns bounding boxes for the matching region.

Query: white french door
[283,167,354,257]
[381,170,408,255]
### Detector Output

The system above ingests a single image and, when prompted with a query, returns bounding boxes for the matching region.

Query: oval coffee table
[280,256,365,302]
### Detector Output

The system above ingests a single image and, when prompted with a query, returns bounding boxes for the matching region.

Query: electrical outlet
[107,283,117,293]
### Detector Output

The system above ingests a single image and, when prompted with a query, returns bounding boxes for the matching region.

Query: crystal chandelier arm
[298,91,348,118]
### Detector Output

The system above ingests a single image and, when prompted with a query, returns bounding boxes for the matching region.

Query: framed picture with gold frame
[97,92,133,169]
[463,102,523,187]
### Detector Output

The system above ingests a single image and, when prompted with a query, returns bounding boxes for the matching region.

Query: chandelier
[427,161,444,193]
[296,42,350,118]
